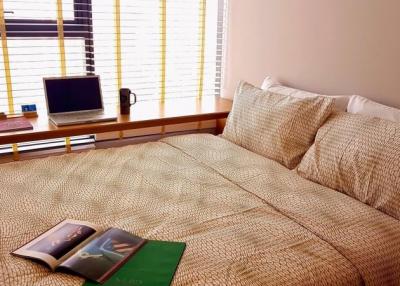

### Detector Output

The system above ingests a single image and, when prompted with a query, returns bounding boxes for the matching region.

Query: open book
[12,220,146,284]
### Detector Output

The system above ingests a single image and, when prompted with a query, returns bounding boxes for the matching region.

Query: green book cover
[83,240,186,286]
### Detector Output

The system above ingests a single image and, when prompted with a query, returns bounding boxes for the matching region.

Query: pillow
[347,95,400,123]
[222,81,334,169]
[297,112,400,220]
[261,76,350,112]
[261,75,280,90]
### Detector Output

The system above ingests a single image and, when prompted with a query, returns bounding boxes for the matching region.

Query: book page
[12,220,100,270]
[59,228,146,283]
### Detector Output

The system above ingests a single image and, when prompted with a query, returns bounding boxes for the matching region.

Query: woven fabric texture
[222,81,334,169]
[297,111,400,220]
[1,134,400,285]
[163,133,400,286]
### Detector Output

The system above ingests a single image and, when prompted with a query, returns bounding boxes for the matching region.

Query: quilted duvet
[1,134,400,285]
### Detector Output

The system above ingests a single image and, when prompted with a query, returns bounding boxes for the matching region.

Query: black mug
[119,88,137,115]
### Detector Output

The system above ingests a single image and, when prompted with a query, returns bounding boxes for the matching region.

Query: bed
[2,80,400,286]
[1,133,400,286]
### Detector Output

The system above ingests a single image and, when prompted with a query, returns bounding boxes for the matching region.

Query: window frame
[4,0,94,74]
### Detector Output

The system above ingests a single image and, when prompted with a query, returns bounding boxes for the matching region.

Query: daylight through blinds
[0,0,227,113]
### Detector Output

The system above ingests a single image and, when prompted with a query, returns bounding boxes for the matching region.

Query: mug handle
[130,92,137,106]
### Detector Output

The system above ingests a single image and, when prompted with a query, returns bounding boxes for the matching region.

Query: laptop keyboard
[52,112,104,121]
[74,112,104,120]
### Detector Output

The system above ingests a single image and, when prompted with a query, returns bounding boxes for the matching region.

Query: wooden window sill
[0,96,232,145]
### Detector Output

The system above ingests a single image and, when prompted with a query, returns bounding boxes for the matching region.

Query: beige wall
[224,0,400,108]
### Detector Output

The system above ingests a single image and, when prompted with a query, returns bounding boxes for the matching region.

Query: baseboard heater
[0,136,95,155]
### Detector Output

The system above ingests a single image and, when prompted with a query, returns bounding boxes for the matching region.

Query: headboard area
[224,0,400,109]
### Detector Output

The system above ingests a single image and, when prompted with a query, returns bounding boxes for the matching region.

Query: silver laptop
[44,75,117,127]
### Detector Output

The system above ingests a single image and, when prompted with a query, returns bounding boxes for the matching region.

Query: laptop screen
[45,76,103,114]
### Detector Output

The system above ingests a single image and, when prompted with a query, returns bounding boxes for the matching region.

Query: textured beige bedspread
[1,134,399,285]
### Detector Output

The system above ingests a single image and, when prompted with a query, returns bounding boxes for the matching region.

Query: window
[2,38,86,111]
[0,0,94,113]
[0,0,227,113]
[4,0,74,20]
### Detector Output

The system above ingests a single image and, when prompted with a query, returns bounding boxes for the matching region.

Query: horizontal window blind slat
[0,61,221,70]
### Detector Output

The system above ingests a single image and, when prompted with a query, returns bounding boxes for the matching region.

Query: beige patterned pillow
[297,112,400,220]
[222,81,334,169]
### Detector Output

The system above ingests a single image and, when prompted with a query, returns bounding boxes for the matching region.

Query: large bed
[1,133,400,285]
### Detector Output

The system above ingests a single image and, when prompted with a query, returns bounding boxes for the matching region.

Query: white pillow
[347,95,400,123]
[261,76,280,90]
[261,76,350,112]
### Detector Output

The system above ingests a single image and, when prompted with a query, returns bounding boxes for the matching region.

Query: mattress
[1,134,399,285]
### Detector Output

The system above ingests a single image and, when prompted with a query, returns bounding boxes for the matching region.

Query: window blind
[0,0,227,114]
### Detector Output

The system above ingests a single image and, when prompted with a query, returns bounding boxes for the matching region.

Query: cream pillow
[222,81,334,169]
[297,112,400,220]
[261,76,350,112]
[347,95,400,123]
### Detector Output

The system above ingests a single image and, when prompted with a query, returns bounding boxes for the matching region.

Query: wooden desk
[0,96,232,145]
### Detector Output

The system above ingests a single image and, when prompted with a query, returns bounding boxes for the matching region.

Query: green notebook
[83,240,186,286]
